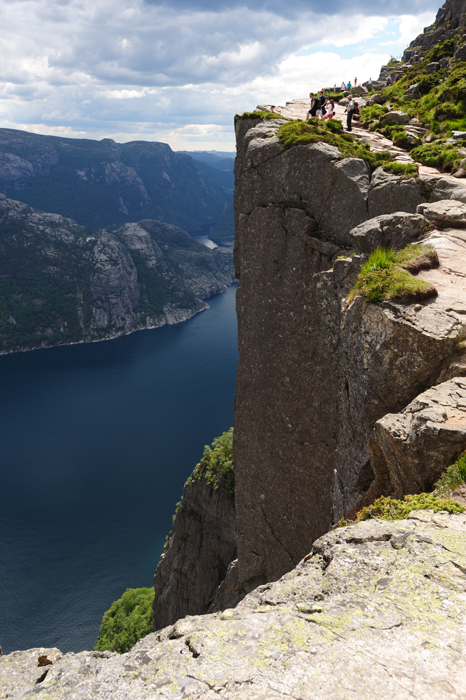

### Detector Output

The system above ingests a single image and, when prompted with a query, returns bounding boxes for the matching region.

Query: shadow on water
[0,283,238,653]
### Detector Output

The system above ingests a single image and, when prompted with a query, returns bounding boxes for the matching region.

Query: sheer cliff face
[233,117,466,590]
[153,477,236,631]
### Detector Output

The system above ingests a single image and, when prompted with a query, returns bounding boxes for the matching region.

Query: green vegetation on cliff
[340,451,466,527]
[353,493,464,523]
[349,245,437,303]
[94,587,155,654]
[188,427,234,498]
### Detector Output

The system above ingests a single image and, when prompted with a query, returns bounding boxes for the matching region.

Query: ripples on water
[0,283,238,654]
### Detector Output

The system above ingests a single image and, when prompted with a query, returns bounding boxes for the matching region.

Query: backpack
[353,101,359,115]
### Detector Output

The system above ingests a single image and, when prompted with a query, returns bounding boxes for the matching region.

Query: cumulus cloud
[0,0,439,149]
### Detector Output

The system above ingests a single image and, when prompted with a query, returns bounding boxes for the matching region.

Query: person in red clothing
[354,77,357,87]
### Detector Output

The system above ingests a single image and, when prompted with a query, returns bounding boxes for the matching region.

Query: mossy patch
[235,110,285,120]
[277,120,391,167]
[340,494,464,527]
[94,587,155,653]
[348,245,437,303]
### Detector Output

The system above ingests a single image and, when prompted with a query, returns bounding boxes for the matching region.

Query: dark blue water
[0,283,238,654]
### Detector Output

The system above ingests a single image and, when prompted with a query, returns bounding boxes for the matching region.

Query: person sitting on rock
[345,95,355,131]
[306,93,318,119]
[323,99,334,120]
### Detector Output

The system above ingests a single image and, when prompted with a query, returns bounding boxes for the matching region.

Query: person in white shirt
[323,99,335,120]
[341,81,346,91]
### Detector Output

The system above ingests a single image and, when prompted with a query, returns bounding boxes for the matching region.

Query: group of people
[306,90,357,132]
[306,91,335,120]
[340,78,358,91]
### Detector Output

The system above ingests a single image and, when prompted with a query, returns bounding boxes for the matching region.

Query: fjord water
[0,283,238,654]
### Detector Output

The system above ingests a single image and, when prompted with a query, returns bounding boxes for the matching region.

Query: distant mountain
[0,194,235,354]
[0,129,230,233]
[177,151,235,244]
[177,151,235,165]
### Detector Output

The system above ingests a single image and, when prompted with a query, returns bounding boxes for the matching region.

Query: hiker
[322,99,334,120]
[345,95,355,131]
[318,90,327,117]
[347,81,351,91]
[306,92,318,119]
[354,77,357,87]
[341,81,346,91]
[368,77,372,88]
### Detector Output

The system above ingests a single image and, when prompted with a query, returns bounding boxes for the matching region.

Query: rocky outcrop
[370,378,466,498]
[0,194,235,354]
[2,512,466,699]
[349,212,430,253]
[367,168,426,218]
[233,115,466,592]
[153,475,237,631]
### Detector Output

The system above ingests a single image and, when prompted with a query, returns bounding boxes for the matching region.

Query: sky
[0,0,440,151]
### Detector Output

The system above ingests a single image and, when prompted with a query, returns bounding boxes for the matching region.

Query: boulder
[372,93,389,104]
[455,43,466,61]
[430,178,466,203]
[2,515,466,699]
[426,61,441,73]
[381,111,410,126]
[368,167,426,218]
[417,199,466,227]
[405,83,421,100]
[370,377,466,497]
[451,130,466,140]
[349,212,430,253]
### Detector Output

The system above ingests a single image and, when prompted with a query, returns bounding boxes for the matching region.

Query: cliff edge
[2,511,466,699]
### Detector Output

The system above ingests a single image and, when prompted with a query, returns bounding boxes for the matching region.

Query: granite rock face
[2,513,466,699]
[0,195,235,354]
[153,475,237,631]
[368,167,426,218]
[370,377,466,498]
[349,211,430,253]
[233,115,466,591]
[417,199,466,227]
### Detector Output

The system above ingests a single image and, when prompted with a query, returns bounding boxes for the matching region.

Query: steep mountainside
[0,194,234,354]
[0,129,229,233]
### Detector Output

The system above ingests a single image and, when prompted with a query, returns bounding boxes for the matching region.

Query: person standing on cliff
[306,92,318,119]
[345,95,355,131]
[318,90,327,117]
[354,76,357,87]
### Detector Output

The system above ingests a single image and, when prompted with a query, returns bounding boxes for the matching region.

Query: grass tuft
[381,162,419,177]
[348,245,436,303]
[434,452,466,497]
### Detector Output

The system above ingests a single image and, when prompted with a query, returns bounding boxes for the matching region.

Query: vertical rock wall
[233,116,465,590]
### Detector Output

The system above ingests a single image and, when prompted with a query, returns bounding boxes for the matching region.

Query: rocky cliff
[2,511,466,699]
[0,194,234,354]
[232,115,466,592]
